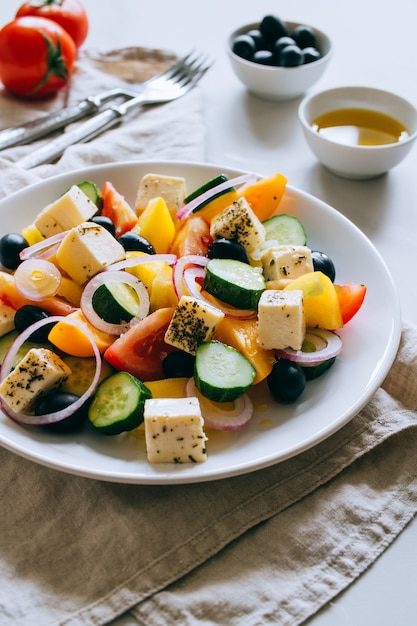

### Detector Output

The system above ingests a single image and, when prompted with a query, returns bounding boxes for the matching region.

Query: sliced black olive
[0,233,28,270]
[162,351,195,378]
[311,250,336,282]
[207,238,250,264]
[14,305,55,342]
[91,215,116,237]
[267,359,306,403]
[117,231,155,254]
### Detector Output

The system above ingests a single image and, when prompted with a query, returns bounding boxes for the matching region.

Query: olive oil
[312,108,409,146]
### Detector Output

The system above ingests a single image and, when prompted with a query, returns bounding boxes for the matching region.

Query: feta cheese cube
[144,397,208,463]
[261,245,314,282]
[210,197,266,253]
[135,174,187,219]
[56,222,125,285]
[0,348,71,413]
[34,185,97,237]
[0,304,15,337]
[257,289,305,350]
[164,295,224,355]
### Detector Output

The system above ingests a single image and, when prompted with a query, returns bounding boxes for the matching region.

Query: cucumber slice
[88,371,152,435]
[184,174,234,213]
[92,282,141,324]
[194,341,256,402]
[61,355,114,396]
[263,214,307,245]
[302,357,336,381]
[203,258,265,310]
[77,181,103,209]
[184,174,230,203]
[0,330,50,367]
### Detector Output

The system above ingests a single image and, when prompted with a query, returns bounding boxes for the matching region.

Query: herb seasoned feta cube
[0,348,71,413]
[144,397,208,463]
[56,222,125,285]
[261,245,314,282]
[164,295,224,355]
[34,185,97,237]
[257,289,305,350]
[210,197,266,253]
[135,174,187,219]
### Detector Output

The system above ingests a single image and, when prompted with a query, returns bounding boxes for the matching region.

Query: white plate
[0,161,401,484]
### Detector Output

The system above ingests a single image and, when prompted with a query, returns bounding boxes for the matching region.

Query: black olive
[14,305,55,342]
[303,47,321,64]
[162,351,195,379]
[35,392,88,432]
[246,29,267,51]
[260,15,288,43]
[117,231,155,254]
[91,215,116,237]
[273,36,296,55]
[232,34,257,60]
[207,238,250,264]
[253,49,276,65]
[0,233,28,270]
[267,359,306,403]
[311,251,336,282]
[279,44,303,67]
[292,25,317,49]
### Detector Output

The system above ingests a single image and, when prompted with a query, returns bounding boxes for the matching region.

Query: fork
[0,50,210,156]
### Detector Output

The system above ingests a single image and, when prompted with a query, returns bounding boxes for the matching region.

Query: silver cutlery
[0,50,210,155]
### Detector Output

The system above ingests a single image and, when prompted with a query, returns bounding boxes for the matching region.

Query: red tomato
[170,215,211,257]
[101,182,138,238]
[104,307,178,381]
[0,16,76,99]
[334,282,367,325]
[16,0,88,48]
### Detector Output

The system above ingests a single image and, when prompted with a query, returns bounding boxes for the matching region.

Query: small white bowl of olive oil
[298,86,417,179]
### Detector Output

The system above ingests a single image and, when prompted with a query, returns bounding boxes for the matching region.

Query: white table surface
[1,1,417,624]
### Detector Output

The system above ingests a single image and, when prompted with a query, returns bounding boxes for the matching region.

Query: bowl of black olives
[227,15,332,100]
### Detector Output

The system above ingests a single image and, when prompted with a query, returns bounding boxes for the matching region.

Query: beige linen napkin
[0,50,416,626]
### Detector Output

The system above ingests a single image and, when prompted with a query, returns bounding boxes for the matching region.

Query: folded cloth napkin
[0,49,417,626]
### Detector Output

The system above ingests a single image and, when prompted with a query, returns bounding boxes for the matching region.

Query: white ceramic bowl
[227,20,332,101]
[298,86,417,179]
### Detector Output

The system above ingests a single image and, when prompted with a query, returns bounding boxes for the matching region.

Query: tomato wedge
[101,181,138,237]
[334,282,366,324]
[104,307,177,381]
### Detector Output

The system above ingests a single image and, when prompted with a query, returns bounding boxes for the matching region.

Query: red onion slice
[0,315,102,426]
[185,377,253,430]
[275,328,343,365]
[19,231,68,261]
[81,270,150,336]
[172,254,209,299]
[176,173,258,221]
[14,259,62,301]
[107,254,177,272]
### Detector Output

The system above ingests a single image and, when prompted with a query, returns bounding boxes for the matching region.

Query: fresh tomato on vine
[0,16,76,99]
[16,0,89,48]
